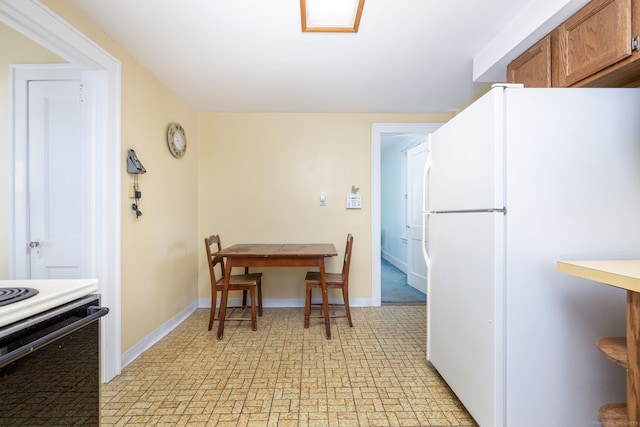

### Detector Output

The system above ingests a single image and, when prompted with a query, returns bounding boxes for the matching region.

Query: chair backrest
[204,234,225,286]
[342,234,354,281]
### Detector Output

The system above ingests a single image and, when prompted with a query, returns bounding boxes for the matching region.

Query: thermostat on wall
[346,195,362,209]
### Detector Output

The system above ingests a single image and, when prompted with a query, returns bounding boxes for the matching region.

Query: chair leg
[257,281,263,316]
[208,289,218,331]
[250,287,257,331]
[242,290,247,308]
[304,285,312,328]
[342,286,353,327]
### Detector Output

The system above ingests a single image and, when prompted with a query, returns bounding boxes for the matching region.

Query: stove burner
[0,287,39,307]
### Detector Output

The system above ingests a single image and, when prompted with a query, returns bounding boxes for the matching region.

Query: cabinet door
[556,0,632,87]
[507,35,551,87]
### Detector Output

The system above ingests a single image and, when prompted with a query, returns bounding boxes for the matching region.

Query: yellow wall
[11,2,452,359]
[197,113,449,302]
[42,0,200,353]
[0,22,65,280]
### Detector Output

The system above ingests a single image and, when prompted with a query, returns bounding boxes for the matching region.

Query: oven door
[0,295,108,426]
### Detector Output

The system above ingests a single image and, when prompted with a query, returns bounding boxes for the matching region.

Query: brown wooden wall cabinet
[507,35,552,87]
[507,0,640,88]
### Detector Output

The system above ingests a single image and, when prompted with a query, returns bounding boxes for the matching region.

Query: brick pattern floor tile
[101,306,476,426]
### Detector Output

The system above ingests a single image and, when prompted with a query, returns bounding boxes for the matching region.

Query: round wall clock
[167,122,187,158]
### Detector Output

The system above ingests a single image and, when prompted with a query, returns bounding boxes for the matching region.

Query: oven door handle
[0,306,109,368]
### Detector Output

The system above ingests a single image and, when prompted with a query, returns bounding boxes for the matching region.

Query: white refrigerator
[423,85,640,426]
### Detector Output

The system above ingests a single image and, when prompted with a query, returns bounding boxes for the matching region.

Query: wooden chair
[204,234,263,331]
[304,234,354,328]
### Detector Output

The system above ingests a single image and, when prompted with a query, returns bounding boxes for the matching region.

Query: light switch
[320,192,327,206]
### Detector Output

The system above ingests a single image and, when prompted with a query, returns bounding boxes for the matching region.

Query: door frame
[2,0,122,382]
[371,123,441,306]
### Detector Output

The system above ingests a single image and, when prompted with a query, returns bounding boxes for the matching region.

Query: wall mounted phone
[127,149,146,174]
[127,149,145,218]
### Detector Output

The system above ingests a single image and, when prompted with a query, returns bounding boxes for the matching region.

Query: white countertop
[557,260,640,292]
[0,279,99,328]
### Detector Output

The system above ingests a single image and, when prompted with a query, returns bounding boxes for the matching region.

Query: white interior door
[406,142,428,293]
[27,80,89,279]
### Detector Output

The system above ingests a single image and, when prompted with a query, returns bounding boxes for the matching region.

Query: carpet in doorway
[381,258,426,304]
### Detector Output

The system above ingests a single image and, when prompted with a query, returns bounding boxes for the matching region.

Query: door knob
[28,241,40,248]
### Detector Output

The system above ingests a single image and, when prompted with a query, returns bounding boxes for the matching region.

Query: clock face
[167,122,187,158]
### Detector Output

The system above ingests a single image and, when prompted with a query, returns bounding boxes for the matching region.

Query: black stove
[0,294,108,426]
[0,287,39,307]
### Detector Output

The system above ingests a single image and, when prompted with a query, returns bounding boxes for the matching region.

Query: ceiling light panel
[301,0,365,33]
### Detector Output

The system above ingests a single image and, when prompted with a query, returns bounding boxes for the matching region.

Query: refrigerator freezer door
[428,88,505,213]
[427,211,505,427]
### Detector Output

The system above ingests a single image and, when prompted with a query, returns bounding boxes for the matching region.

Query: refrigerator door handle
[422,135,432,271]
[428,208,506,214]
[422,211,431,270]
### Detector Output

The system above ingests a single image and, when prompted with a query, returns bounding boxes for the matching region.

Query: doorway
[3,3,122,383]
[380,134,426,303]
[371,123,443,306]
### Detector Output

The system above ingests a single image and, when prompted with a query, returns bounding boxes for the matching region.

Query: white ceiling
[66,0,587,114]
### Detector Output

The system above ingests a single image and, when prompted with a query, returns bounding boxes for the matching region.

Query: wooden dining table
[214,243,338,340]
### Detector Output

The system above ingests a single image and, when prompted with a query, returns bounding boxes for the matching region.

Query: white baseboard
[381,252,407,273]
[120,300,198,369]
[197,296,371,308]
